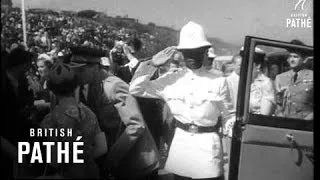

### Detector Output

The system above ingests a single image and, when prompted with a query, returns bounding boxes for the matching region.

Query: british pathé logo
[294,0,307,10]
[286,0,312,28]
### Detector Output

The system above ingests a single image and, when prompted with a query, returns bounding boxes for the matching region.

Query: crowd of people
[1,8,168,58]
[1,7,313,180]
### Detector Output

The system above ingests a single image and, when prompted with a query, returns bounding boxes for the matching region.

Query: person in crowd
[169,51,184,71]
[223,54,242,180]
[130,21,234,180]
[28,53,55,123]
[204,47,224,77]
[40,61,108,179]
[109,40,128,76]
[248,48,276,115]
[275,40,313,120]
[226,54,242,112]
[36,54,53,94]
[269,63,280,81]
[66,46,160,180]
[1,47,45,178]
[118,37,143,83]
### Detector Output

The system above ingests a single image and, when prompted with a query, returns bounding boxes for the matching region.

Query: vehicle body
[229,36,313,180]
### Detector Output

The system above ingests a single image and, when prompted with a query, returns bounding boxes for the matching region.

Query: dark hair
[7,47,35,69]
[47,75,77,96]
[253,52,265,65]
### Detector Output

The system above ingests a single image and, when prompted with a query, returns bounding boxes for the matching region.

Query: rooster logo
[294,0,307,10]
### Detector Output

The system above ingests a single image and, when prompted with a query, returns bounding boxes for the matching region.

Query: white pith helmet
[177,21,212,50]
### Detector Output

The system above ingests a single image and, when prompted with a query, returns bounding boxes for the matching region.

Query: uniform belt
[174,119,220,133]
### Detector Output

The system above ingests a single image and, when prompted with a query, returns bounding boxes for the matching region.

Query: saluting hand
[151,46,177,67]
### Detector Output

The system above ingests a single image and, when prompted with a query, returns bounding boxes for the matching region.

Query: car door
[228,36,313,180]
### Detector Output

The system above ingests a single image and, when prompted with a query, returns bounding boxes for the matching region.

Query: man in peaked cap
[130,21,232,180]
[275,40,313,120]
[67,46,160,179]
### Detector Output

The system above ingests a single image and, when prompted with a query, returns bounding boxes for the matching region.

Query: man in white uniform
[130,21,234,180]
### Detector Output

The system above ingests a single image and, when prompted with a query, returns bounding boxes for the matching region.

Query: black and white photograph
[1,0,313,179]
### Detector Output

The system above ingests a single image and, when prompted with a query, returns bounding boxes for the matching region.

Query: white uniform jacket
[130,61,233,178]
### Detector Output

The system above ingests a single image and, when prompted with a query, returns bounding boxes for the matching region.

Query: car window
[247,44,313,123]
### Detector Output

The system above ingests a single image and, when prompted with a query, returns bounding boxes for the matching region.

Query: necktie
[293,72,298,83]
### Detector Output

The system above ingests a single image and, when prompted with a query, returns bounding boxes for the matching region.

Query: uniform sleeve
[105,79,147,168]
[129,60,176,99]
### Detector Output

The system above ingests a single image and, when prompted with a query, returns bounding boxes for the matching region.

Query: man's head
[287,40,308,70]
[202,47,217,70]
[269,63,280,80]
[231,54,242,75]
[7,47,35,73]
[47,62,77,97]
[252,49,266,79]
[37,54,53,79]
[67,47,105,85]
[176,21,212,70]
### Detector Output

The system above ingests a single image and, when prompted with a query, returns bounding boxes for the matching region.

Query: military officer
[275,40,313,120]
[130,21,233,180]
[66,46,160,180]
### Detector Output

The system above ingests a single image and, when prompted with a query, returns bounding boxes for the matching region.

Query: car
[228,36,313,180]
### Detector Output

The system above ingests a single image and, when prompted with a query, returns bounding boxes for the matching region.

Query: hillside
[5,7,240,56]
[94,13,241,56]
[52,8,240,56]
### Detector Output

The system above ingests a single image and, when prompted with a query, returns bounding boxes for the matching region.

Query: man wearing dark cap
[275,40,313,120]
[67,46,160,180]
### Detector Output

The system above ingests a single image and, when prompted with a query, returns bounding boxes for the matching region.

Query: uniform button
[190,92,193,95]
[305,88,309,91]
[190,105,194,108]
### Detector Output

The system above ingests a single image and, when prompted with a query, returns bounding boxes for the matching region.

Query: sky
[12,0,313,46]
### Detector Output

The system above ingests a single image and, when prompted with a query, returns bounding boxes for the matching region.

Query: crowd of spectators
[1,8,170,58]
